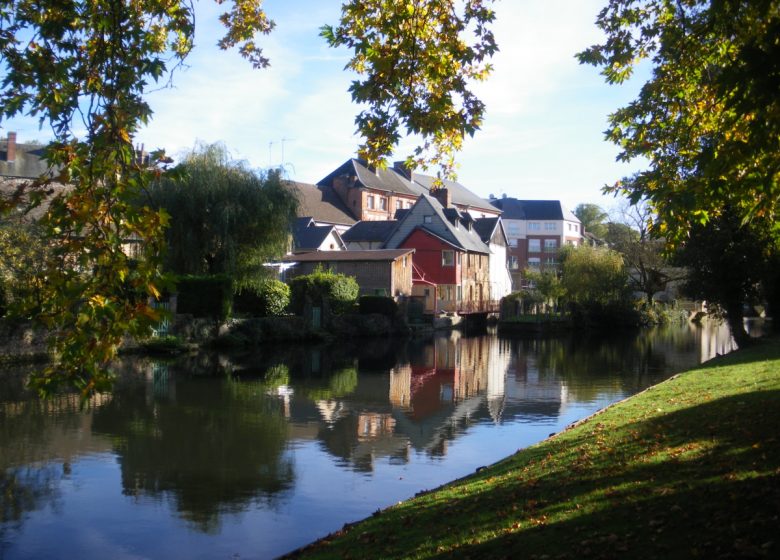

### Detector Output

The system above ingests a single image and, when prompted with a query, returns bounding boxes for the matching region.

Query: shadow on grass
[290,385,780,559]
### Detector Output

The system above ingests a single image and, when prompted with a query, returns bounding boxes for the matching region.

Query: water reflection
[0,320,749,559]
[91,368,295,533]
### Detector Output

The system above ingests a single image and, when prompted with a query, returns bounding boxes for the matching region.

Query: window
[508,256,519,269]
[442,250,455,266]
[396,200,402,210]
[528,239,541,252]
[507,222,519,234]
[406,201,413,208]
[367,195,375,209]
[575,224,579,232]
[379,197,387,211]
[544,239,557,252]
[402,255,407,268]
[545,257,558,266]
[528,222,540,231]
[528,257,541,269]
[457,286,462,300]
[544,222,556,231]
[424,215,433,223]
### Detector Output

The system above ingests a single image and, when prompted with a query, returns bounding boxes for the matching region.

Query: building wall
[400,229,460,285]
[331,175,416,222]
[287,258,411,297]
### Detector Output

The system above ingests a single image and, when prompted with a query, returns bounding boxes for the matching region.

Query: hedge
[175,274,232,319]
[288,269,359,315]
[234,279,290,317]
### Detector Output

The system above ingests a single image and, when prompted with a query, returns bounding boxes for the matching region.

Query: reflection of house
[489,197,582,288]
[384,193,492,314]
[281,249,414,297]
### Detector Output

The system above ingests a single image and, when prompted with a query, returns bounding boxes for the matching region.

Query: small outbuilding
[281,249,415,298]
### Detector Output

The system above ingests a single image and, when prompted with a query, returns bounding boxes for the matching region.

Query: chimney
[432,187,451,209]
[393,160,413,180]
[6,131,16,163]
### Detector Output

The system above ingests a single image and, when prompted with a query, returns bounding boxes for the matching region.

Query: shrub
[288,268,359,315]
[175,274,232,319]
[234,279,290,317]
[358,295,397,316]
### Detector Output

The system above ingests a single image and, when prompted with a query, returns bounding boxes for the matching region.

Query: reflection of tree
[1,465,62,524]
[91,379,293,533]
[508,325,702,402]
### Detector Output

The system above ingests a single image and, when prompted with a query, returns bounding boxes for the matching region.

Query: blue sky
[5,0,648,212]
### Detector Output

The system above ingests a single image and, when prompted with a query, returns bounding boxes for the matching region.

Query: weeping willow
[147,143,297,288]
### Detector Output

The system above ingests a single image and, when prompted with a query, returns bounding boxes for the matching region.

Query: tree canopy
[574,203,609,239]
[578,1,780,243]
[147,143,297,287]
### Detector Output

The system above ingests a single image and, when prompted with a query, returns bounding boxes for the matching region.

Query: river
[0,321,748,559]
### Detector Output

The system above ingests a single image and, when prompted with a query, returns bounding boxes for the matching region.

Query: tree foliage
[523,268,566,312]
[321,0,498,179]
[578,1,780,243]
[574,203,608,239]
[674,208,778,347]
[288,268,360,317]
[145,143,297,287]
[559,245,630,306]
[0,0,270,396]
[607,199,685,304]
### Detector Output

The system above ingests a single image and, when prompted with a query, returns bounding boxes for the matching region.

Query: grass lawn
[286,338,780,559]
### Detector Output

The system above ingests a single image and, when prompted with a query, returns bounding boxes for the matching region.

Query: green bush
[358,295,397,316]
[288,268,359,315]
[175,274,232,319]
[234,279,290,317]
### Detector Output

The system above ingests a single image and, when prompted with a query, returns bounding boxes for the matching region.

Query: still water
[0,322,740,559]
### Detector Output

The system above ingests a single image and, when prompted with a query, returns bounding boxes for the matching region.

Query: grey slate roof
[318,159,424,198]
[281,249,413,263]
[412,174,498,213]
[384,194,489,254]
[292,221,343,252]
[490,198,580,222]
[342,220,397,244]
[473,217,500,243]
[287,181,357,226]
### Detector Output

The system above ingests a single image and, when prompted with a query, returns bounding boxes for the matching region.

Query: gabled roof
[292,221,344,252]
[385,194,489,254]
[342,220,397,243]
[287,181,357,226]
[473,217,500,243]
[281,249,413,263]
[490,198,580,222]
[317,159,423,198]
[412,173,498,214]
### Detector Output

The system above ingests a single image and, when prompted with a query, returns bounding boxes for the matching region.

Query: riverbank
[286,337,780,559]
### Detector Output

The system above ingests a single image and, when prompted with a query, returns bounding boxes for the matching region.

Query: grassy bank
[288,338,780,559]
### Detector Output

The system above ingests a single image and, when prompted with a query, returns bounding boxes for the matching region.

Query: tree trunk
[725,302,751,348]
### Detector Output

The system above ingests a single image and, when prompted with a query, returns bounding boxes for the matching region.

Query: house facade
[489,197,582,288]
[291,217,346,253]
[281,249,414,298]
[383,192,493,314]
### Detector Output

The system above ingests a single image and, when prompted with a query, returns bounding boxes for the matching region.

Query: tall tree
[607,198,685,304]
[578,1,780,243]
[0,1,496,395]
[146,143,297,287]
[574,203,609,239]
[674,208,778,347]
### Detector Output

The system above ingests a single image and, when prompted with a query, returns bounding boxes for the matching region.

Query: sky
[4,0,649,212]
